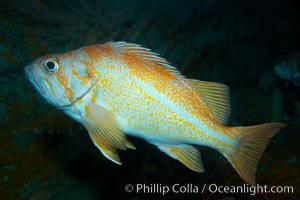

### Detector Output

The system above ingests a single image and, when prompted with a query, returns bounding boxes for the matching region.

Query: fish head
[274,61,300,81]
[24,51,96,109]
[274,53,300,85]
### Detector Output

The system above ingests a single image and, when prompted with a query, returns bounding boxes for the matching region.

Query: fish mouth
[24,65,31,79]
[24,65,47,95]
[24,65,37,86]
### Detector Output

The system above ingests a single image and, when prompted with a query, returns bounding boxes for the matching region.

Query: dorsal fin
[108,41,185,79]
[188,79,231,124]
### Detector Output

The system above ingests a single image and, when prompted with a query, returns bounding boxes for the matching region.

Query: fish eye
[43,58,59,74]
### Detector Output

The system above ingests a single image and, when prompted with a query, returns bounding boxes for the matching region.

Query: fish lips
[24,65,47,95]
[24,65,33,81]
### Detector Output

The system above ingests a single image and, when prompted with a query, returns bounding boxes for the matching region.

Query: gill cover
[25,51,96,108]
[49,53,96,107]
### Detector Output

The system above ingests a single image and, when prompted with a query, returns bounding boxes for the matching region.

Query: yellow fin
[82,103,127,164]
[188,80,231,124]
[91,136,122,165]
[156,144,204,172]
[126,140,136,150]
[223,123,286,185]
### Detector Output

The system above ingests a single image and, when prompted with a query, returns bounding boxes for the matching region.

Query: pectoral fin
[90,136,122,165]
[82,103,128,164]
[156,144,205,172]
[126,140,136,150]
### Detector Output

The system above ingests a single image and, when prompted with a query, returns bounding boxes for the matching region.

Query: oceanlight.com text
[207,183,293,196]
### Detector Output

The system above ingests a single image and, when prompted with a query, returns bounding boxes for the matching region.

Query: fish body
[25,42,285,185]
[274,53,300,87]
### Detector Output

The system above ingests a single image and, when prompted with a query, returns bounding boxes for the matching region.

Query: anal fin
[156,144,205,172]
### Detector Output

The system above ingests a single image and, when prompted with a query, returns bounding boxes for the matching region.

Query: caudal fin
[224,123,286,185]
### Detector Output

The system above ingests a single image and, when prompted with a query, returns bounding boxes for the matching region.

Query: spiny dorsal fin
[188,79,231,124]
[108,41,185,79]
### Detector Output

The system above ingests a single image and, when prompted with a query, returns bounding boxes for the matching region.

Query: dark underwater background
[1,0,300,199]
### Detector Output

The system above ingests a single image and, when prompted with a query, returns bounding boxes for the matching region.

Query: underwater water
[1,0,300,199]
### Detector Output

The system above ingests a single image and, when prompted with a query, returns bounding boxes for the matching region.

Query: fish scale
[25,41,286,185]
[90,55,209,141]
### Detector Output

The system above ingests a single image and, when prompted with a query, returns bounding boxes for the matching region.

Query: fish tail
[223,123,286,185]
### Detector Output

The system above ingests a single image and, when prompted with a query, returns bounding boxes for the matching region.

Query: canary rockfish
[24,41,285,185]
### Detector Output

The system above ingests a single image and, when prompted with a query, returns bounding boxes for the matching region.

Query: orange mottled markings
[44,77,55,95]
[117,45,236,143]
[223,126,240,138]
[71,68,90,86]
[123,49,211,120]
[80,59,90,67]
[79,59,97,80]
[67,51,73,57]
[58,52,72,60]
[77,42,235,147]
[82,44,113,62]
[71,68,80,78]
[91,88,97,103]
[56,68,74,102]
[85,104,91,117]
